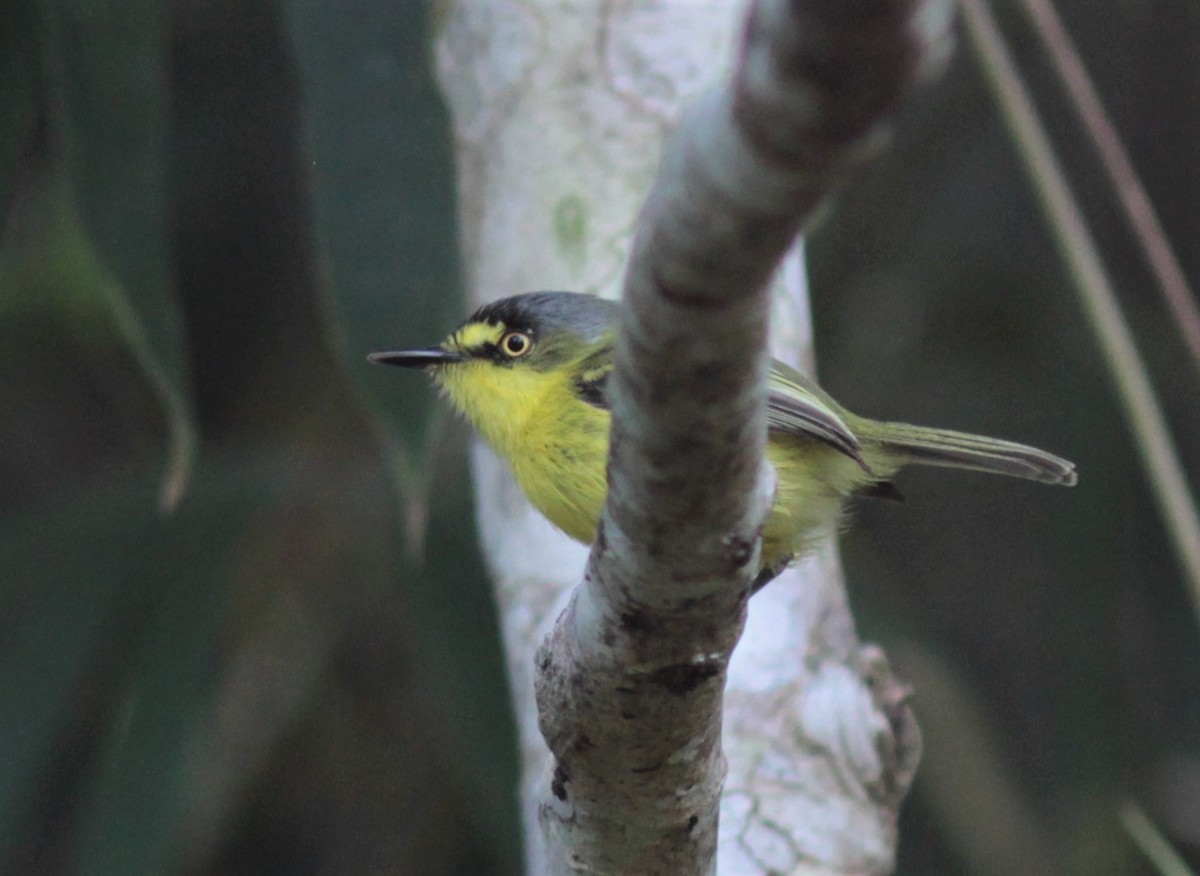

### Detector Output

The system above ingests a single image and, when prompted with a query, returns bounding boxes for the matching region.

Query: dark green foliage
[0,1,518,874]
[288,0,463,470]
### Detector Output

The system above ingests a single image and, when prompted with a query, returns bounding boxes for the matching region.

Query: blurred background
[1,1,1196,874]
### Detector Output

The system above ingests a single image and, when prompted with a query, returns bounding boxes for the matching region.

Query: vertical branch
[436,5,747,867]
[534,1,953,872]
[437,0,952,871]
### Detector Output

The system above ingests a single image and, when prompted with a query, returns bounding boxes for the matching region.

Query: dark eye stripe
[470,341,521,367]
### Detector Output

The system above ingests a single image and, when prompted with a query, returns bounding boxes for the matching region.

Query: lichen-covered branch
[436,0,951,872]
[533,1,952,872]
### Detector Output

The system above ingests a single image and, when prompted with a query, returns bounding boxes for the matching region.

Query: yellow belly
[511,410,869,570]
[441,361,878,570]
[760,436,869,566]
[511,397,611,546]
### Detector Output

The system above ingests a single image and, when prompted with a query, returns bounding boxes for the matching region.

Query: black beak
[367,347,466,368]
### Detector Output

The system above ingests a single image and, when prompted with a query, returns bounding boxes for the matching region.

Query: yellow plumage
[437,355,611,546]
[372,292,1076,576]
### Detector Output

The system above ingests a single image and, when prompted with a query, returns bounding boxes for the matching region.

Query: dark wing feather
[571,347,614,410]
[569,353,869,472]
[768,361,870,471]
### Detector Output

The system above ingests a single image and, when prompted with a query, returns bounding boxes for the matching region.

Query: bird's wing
[571,347,614,409]
[570,351,869,472]
[768,361,869,471]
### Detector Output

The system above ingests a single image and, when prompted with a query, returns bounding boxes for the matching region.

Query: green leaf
[71,477,255,876]
[34,0,196,507]
[287,0,463,503]
[0,458,276,876]
[0,476,162,870]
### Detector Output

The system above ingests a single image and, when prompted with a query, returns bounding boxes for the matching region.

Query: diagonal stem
[959,0,1200,623]
[1018,0,1200,373]
[1119,799,1196,876]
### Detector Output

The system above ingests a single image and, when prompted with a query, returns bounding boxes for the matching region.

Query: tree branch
[533,0,953,872]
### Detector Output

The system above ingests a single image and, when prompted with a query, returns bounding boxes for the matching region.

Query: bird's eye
[500,331,532,358]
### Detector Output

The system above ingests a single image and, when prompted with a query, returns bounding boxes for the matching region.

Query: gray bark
[436,1,952,872]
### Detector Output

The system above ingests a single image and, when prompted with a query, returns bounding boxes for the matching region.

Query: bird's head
[370,291,618,449]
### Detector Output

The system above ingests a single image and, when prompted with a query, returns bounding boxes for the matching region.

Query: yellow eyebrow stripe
[455,321,505,350]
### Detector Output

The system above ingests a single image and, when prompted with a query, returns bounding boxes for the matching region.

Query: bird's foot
[750,553,794,595]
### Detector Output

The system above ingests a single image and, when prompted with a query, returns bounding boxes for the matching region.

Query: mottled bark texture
[536,2,949,872]
[436,1,951,873]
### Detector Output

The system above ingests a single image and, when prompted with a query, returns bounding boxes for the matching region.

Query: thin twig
[1018,0,1200,373]
[958,0,1200,622]
[1119,799,1196,876]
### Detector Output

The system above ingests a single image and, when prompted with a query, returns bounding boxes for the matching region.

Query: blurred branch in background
[1017,0,1200,375]
[1121,799,1197,876]
[960,0,1200,623]
[892,640,1059,875]
[812,1,1200,873]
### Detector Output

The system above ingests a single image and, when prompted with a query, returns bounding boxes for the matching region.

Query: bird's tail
[860,421,1077,486]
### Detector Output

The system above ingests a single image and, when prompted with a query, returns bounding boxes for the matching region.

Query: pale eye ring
[500,331,532,358]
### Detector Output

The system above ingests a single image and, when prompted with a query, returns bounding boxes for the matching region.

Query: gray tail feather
[865,422,1078,486]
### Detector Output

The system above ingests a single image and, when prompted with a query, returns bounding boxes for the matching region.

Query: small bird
[370,291,1076,581]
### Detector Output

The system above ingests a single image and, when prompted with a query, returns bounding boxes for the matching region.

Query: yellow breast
[512,391,611,544]
[436,360,611,544]
[761,436,865,565]
[437,359,866,567]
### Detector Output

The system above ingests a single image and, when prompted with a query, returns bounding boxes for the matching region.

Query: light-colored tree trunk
[435,1,949,871]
